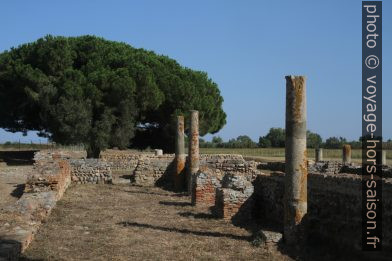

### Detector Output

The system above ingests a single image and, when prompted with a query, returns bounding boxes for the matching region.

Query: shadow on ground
[124,188,187,198]
[159,200,192,207]
[178,211,217,219]
[0,150,37,166]
[0,238,43,261]
[10,183,25,198]
[117,221,251,241]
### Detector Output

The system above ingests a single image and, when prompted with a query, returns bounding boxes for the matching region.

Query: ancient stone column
[382,150,387,165]
[342,144,352,164]
[174,115,186,191]
[315,148,323,162]
[376,150,387,165]
[187,110,199,193]
[284,75,307,244]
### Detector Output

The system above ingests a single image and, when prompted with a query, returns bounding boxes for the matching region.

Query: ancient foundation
[1,147,391,259]
[70,159,112,184]
[284,75,307,244]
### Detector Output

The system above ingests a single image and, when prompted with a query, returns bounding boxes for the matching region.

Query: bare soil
[21,184,292,261]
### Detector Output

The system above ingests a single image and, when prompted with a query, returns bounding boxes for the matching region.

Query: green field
[199,147,392,164]
[1,144,390,165]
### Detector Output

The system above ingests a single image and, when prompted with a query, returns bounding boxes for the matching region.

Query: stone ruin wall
[69,159,112,184]
[215,173,254,221]
[0,157,72,260]
[34,151,113,184]
[100,150,146,172]
[191,155,262,221]
[191,168,221,207]
[199,154,260,181]
[27,150,392,252]
[103,152,259,187]
[3,149,392,258]
[192,159,392,252]
[253,172,392,252]
[132,154,175,186]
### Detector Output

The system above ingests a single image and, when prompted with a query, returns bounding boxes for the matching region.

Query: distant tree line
[200,135,258,148]
[200,127,392,149]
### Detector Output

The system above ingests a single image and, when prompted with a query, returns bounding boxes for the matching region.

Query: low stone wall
[100,150,148,172]
[70,159,112,184]
[200,154,259,180]
[253,172,392,252]
[133,154,175,186]
[0,159,71,260]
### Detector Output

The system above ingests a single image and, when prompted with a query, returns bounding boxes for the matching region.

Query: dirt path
[22,184,291,261]
[0,166,32,209]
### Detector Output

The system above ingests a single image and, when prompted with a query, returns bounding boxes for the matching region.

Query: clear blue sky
[0,0,390,143]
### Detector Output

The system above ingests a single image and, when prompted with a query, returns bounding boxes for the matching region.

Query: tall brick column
[342,144,352,164]
[187,110,199,194]
[284,75,308,244]
[174,115,186,191]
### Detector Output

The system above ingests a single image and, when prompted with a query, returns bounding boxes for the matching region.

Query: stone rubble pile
[191,168,221,206]
[191,168,255,221]
[215,173,254,220]
[25,160,71,199]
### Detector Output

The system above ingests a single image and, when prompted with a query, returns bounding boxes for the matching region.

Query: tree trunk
[86,146,101,158]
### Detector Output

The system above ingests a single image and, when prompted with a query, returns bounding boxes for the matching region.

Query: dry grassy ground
[21,184,292,261]
[0,166,31,209]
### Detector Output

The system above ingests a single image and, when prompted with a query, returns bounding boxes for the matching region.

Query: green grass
[200,147,392,160]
